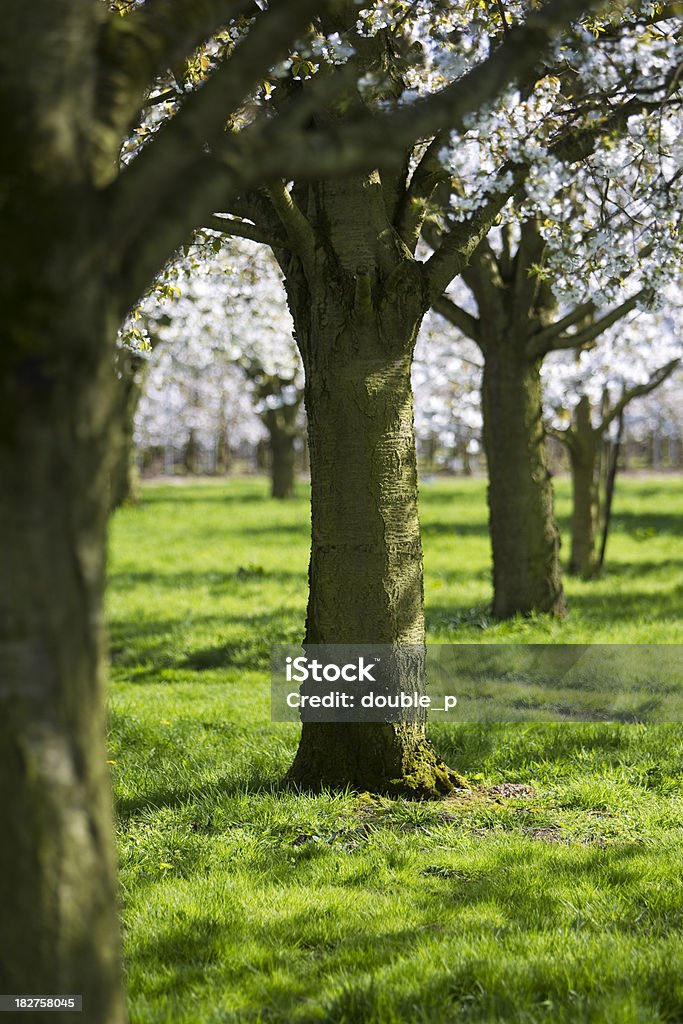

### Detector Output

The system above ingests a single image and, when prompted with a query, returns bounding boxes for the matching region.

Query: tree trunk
[481,344,565,618]
[110,351,145,510]
[282,241,458,797]
[263,405,299,500]
[183,428,200,475]
[0,308,126,1022]
[567,397,599,578]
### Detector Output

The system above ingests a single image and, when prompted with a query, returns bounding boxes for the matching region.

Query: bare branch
[397,132,451,251]
[266,181,317,263]
[204,214,290,248]
[432,295,481,342]
[599,359,681,432]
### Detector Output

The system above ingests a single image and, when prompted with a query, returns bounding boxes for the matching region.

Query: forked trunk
[481,344,565,618]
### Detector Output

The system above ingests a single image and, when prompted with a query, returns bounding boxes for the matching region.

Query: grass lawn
[108,475,683,1023]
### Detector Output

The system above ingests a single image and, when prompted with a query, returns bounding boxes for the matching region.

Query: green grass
[108,474,683,1023]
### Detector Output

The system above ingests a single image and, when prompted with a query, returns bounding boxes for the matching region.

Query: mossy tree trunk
[279,175,459,797]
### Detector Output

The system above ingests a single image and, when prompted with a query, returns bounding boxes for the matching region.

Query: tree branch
[599,359,681,432]
[533,289,647,357]
[422,163,529,300]
[526,300,597,355]
[108,0,621,311]
[422,92,662,303]
[360,0,612,156]
[266,181,317,263]
[107,0,320,309]
[432,295,481,342]
[397,131,451,252]
[204,214,290,248]
[96,0,258,148]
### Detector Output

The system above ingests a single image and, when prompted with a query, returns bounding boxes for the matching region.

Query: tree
[133,327,264,474]
[413,309,483,474]
[544,306,682,577]
[431,223,568,617]
[202,2,681,787]
[427,24,682,616]
[240,361,305,498]
[111,347,148,507]
[131,238,304,494]
[4,1,602,1004]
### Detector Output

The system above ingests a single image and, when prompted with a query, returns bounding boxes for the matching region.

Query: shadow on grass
[428,721,678,775]
[110,607,304,676]
[425,574,682,631]
[125,840,662,1024]
[567,587,681,621]
[115,765,287,822]
[109,567,306,590]
[578,559,683,578]
[135,487,281,507]
[608,509,683,534]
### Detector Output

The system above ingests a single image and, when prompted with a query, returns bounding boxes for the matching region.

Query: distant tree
[544,307,682,577]
[413,308,483,474]
[131,239,303,495]
[428,41,682,615]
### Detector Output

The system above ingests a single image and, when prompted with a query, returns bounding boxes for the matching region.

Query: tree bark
[481,343,566,618]
[263,404,299,500]
[0,303,126,1022]
[567,397,600,578]
[183,428,201,475]
[280,210,458,796]
[110,351,145,510]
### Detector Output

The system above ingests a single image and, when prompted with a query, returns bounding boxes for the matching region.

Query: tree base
[491,591,567,620]
[284,722,467,799]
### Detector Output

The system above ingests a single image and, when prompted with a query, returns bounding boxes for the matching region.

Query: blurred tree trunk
[0,295,126,1021]
[183,428,201,475]
[0,5,128,1016]
[111,350,146,510]
[566,396,600,578]
[263,404,299,499]
[481,341,565,617]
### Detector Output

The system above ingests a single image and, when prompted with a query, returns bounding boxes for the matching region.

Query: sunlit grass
[108,474,683,1023]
